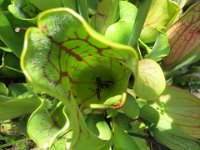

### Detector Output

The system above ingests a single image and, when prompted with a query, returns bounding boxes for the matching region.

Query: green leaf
[0,95,41,121]
[85,113,112,142]
[0,0,10,11]
[141,0,181,43]
[8,0,37,20]
[145,29,170,61]
[0,83,40,121]
[105,1,137,44]
[89,93,126,110]
[8,0,76,19]
[133,59,166,101]
[21,8,138,105]
[132,138,150,150]
[128,122,151,150]
[145,86,200,149]
[151,109,200,150]
[139,104,160,126]
[49,139,68,150]
[0,82,8,96]
[76,0,89,22]
[114,112,132,131]
[159,86,200,139]
[5,11,35,28]
[120,93,140,120]
[21,8,138,149]
[61,0,76,10]
[0,46,12,52]
[65,108,112,150]
[0,52,23,78]
[163,2,200,70]
[27,100,69,149]
[0,95,11,103]
[172,0,188,8]
[7,83,32,97]
[113,123,140,150]
[90,0,119,34]
[27,0,75,11]
[87,0,99,15]
[0,12,23,57]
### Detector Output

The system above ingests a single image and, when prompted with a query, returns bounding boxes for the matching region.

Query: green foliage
[141,0,181,43]
[90,0,119,34]
[0,83,40,121]
[134,59,166,101]
[145,29,170,61]
[0,12,24,57]
[0,0,200,150]
[163,2,200,71]
[105,1,137,44]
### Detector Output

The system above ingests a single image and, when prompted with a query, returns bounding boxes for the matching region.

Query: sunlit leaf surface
[164,2,200,69]
[21,8,138,105]
[21,8,138,149]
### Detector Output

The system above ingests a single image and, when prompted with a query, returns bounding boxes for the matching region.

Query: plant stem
[62,99,80,148]
[76,0,89,22]
[128,0,152,48]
